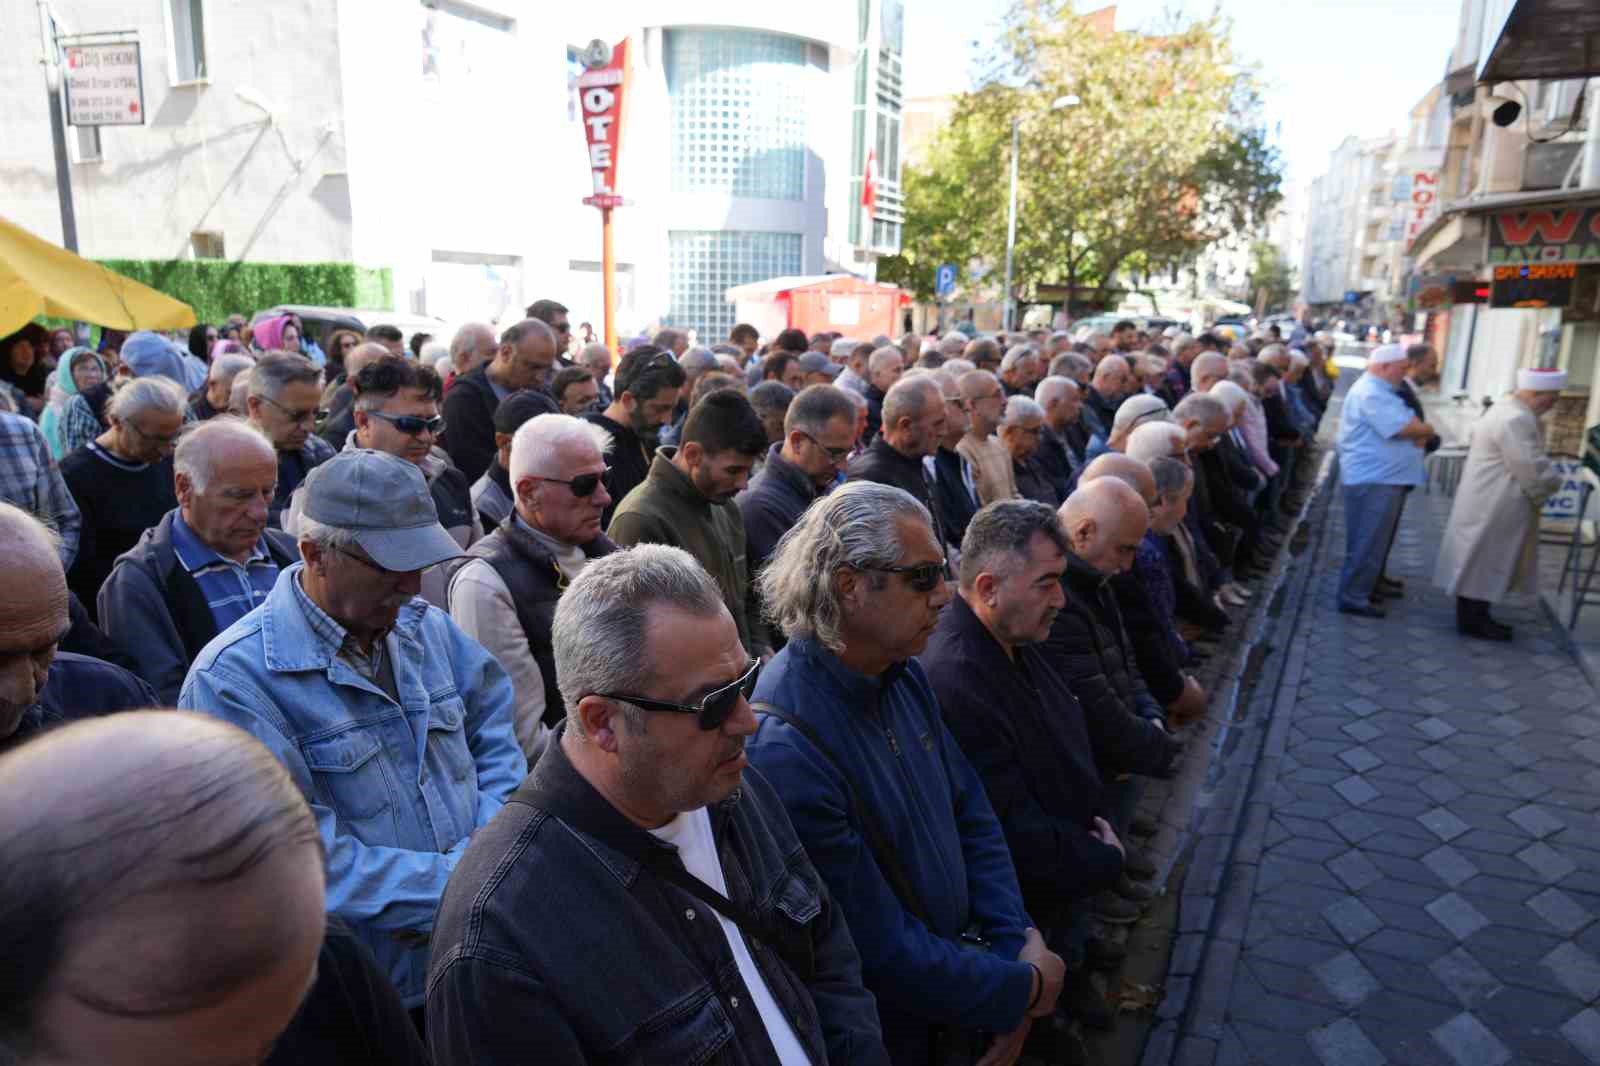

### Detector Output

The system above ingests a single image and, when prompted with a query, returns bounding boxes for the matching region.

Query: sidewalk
[1149,474,1600,1066]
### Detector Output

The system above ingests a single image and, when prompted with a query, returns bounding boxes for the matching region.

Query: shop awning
[1477,0,1600,84]
[0,216,197,337]
[1410,213,1486,273]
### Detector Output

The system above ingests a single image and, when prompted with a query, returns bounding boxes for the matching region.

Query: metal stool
[1563,464,1600,631]
[1426,447,1469,496]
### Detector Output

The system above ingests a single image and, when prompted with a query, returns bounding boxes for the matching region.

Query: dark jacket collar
[944,591,1010,665]
[758,442,822,503]
[1062,548,1111,598]
[789,636,909,704]
[865,434,921,475]
[646,446,711,512]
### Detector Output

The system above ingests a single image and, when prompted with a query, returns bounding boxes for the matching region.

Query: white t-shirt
[650,808,810,1065]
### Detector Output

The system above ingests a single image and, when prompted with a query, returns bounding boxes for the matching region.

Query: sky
[902,0,1464,196]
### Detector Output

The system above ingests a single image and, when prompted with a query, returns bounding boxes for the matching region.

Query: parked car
[254,306,453,350]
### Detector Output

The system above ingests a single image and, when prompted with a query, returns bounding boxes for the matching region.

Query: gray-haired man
[246,352,336,528]
[179,448,526,1011]
[429,544,889,1064]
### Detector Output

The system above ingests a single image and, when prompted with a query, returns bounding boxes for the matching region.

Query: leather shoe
[1378,576,1405,592]
[1115,874,1156,902]
[1459,619,1513,642]
[1339,603,1387,619]
[1092,892,1141,924]
[1084,936,1127,971]
[1123,847,1158,880]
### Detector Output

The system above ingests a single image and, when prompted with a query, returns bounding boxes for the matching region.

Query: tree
[1247,240,1294,312]
[883,1,1283,309]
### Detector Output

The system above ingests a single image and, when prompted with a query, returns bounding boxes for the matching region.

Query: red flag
[861,149,877,214]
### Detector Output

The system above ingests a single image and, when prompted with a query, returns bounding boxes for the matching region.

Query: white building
[4,0,905,343]
[1299,134,1400,310]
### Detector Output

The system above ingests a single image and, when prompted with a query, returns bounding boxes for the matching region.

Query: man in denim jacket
[428,545,887,1064]
[180,449,526,1011]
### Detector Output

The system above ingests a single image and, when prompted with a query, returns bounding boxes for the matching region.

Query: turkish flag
[861,149,877,214]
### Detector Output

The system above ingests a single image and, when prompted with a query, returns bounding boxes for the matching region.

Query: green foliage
[897,1,1283,308]
[1247,240,1294,312]
[95,260,394,324]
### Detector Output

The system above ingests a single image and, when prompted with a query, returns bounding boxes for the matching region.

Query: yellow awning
[0,216,197,337]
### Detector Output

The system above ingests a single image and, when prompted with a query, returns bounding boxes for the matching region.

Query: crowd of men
[0,308,1336,1065]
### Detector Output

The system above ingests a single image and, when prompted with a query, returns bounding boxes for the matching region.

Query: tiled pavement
[1176,484,1600,1066]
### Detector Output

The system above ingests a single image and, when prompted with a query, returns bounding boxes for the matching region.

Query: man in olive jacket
[608,390,773,659]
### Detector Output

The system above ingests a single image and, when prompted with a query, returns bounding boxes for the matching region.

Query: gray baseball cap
[796,351,842,379]
[301,450,464,572]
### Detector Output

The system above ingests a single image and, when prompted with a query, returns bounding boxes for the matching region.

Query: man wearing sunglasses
[430,546,888,1063]
[740,384,857,578]
[748,482,1063,1066]
[450,413,617,760]
[246,352,338,529]
[609,390,774,663]
[180,449,526,1017]
[283,357,482,609]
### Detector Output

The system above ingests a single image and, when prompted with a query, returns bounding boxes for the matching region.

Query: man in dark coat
[846,375,948,549]
[739,384,856,574]
[587,345,687,529]
[442,319,560,484]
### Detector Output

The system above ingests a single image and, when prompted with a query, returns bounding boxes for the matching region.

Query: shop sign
[62,40,144,126]
[1396,151,1445,249]
[1487,206,1600,265]
[1489,262,1576,308]
[576,38,628,209]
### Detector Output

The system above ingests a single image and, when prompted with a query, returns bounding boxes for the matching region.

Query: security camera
[1492,99,1521,127]
[1486,84,1522,128]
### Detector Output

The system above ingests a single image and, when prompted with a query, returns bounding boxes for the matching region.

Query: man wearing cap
[472,390,553,531]
[797,350,844,389]
[1333,344,1435,619]
[179,448,526,1014]
[1435,368,1566,640]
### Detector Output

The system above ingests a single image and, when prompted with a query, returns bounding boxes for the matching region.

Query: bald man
[1125,422,1188,467]
[0,502,154,753]
[0,711,428,1065]
[1190,352,1229,396]
[320,341,393,446]
[1081,358,1129,442]
[1047,478,1182,910]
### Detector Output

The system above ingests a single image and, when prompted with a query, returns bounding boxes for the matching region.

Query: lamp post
[1001,94,1078,332]
[37,0,77,252]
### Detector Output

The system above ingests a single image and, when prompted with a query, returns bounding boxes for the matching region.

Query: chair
[1426,446,1469,496]
[1561,428,1600,631]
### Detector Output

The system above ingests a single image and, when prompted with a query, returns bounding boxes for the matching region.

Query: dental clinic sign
[576,37,628,210]
[62,40,144,126]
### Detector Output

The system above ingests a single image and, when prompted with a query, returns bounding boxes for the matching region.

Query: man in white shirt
[449,413,617,760]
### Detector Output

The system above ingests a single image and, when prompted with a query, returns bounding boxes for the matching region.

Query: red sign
[1487,206,1600,265]
[1403,170,1439,247]
[577,39,628,208]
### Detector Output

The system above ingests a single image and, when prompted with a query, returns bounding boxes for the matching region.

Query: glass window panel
[667,230,802,341]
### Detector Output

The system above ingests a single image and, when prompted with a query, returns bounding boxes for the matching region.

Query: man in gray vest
[449,413,617,759]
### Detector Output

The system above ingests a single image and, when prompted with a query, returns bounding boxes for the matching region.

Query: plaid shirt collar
[288,569,387,679]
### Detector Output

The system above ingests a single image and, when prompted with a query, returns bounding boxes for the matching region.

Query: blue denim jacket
[178,564,526,1006]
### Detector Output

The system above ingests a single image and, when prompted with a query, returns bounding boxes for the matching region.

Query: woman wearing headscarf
[251,313,294,355]
[0,328,52,417]
[40,347,107,458]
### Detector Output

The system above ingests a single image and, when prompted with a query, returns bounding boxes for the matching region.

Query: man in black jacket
[429,546,889,1065]
[926,371,981,556]
[923,501,1125,1045]
[1035,377,1083,501]
[740,384,856,574]
[441,318,560,484]
[97,418,300,703]
[845,375,947,547]
[587,345,686,529]
[1079,357,1129,442]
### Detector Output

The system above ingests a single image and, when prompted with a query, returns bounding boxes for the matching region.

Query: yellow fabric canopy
[0,216,197,337]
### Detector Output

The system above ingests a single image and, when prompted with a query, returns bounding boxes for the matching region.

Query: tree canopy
[879,1,1284,307]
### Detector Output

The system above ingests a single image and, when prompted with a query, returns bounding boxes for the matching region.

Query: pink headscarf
[252,314,292,352]
[210,338,247,361]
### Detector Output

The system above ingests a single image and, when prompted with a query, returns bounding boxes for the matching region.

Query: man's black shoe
[1339,603,1387,619]
[1378,576,1405,592]
[1460,619,1513,642]
[1084,936,1127,971]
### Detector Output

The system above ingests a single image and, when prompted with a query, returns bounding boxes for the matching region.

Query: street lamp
[1002,94,1079,332]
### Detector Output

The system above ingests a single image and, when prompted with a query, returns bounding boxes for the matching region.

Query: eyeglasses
[859,559,948,593]
[259,395,326,425]
[590,658,761,731]
[533,467,611,497]
[330,544,408,577]
[797,430,852,464]
[368,411,446,436]
[124,421,182,447]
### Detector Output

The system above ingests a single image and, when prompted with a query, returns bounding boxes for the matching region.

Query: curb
[1138,449,1341,1066]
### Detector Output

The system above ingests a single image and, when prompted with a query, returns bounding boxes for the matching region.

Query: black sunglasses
[368,411,446,436]
[535,467,611,497]
[860,559,947,593]
[591,658,761,730]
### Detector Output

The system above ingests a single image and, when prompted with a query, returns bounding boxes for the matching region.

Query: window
[665,30,809,200]
[169,0,206,82]
[190,230,225,258]
[667,230,802,341]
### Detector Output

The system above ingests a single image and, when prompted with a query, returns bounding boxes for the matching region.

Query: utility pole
[1002,118,1020,333]
[37,0,78,252]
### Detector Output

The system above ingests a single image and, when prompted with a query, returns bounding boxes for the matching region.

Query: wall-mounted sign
[576,37,628,210]
[1487,205,1600,265]
[1490,262,1576,308]
[62,40,144,126]
[1396,150,1445,250]
[1410,274,1454,311]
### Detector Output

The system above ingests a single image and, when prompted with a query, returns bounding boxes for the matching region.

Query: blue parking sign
[936,264,956,298]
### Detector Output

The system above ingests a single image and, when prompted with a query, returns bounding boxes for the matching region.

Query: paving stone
[1508,804,1567,840]
[1419,745,1464,771]
[1504,770,1556,800]
[1424,846,1481,888]
[1342,720,1384,743]
[1312,950,1382,1008]
[1344,697,1381,716]
[1498,745,1540,770]
[1427,892,1492,941]
[1308,1017,1388,1066]
[1417,696,1453,715]
[1417,717,1459,741]
[1430,1011,1512,1066]
[1562,713,1600,737]
[1559,1009,1600,1065]
[1542,942,1600,1002]
[1329,849,1384,892]
[1322,896,1383,945]
[1339,747,1384,773]
[1420,775,1467,805]
[1519,841,1580,883]
[1419,807,1472,842]
[1334,775,1381,807]
[1429,947,1505,1008]
[1484,694,1522,714]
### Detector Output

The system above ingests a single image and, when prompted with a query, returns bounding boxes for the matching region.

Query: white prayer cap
[1367,344,1407,366]
[1518,367,1568,391]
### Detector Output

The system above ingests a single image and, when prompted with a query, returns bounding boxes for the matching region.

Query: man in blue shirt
[1334,345,1434,617]
[180,449,526,1012]
[747,481,1065,1064]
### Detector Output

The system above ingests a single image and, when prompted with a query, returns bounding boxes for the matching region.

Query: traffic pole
[601,205,616,355]
[38,0,77,252]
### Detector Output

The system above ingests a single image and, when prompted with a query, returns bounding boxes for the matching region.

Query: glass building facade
[668,230,803,341]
